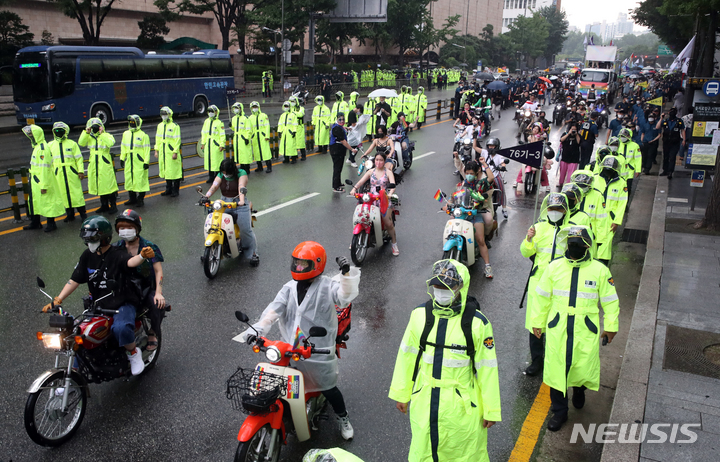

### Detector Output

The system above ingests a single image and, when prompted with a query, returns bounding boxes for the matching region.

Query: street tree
[438,34,482,68]
[506,14,549,68]
[315,19,366,64]
[537,5,569,66]
[137,16,170,50]
[412,13,460,70]
[379,0,428,68]
[49,0,117,46]
[0,11,34,48]
[41,30,55,46]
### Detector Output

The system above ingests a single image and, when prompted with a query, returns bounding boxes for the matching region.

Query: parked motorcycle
[344,180,399,266]
[196,186,257,279]
[228,309,350,462]
[25,278,165,446]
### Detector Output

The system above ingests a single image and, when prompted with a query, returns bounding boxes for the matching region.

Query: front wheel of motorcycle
[235,424,281,462]
[404,150,413,170]
[351,233,368,267]
[25,370,87,447]
[203,242,221,279]
[524,171,536,195]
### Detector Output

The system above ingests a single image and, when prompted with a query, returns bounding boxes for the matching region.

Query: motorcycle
[344,180,399,267]
[25,278,166,446]
[522,144,555,195]
[228,307,351,462]
[356,144,404,189]
[439,189,497,267]
[453,125,474,175]
[390,134,415,170]
[553,99,571,126]
[517,110,534,144]
[291,84,310,105]
[196,186,257,279]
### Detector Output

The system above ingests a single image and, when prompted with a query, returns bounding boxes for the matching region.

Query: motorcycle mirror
[196,186,203,195]
[503,159,510,164]
[344,179,353,185]
[37,277,45,289]
[309,326,327,338]
[235,311,249,323]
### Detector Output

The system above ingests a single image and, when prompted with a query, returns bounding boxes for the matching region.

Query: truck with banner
[579,46,619,102]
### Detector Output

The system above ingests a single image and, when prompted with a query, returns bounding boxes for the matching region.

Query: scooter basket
[226,367,287,414]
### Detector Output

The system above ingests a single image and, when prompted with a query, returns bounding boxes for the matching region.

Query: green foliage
[537,6,569,63]
[613,33,661,61]
[506,14,549,65]
[0,10,33,66]
[631,0,696,50]
[49,0,117,46]
[41,30,54,46]
[558,31,602,59]
[439,34,482,67]
[137,16,170,50]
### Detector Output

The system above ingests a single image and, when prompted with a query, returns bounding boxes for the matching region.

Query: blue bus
[13,46,234,126]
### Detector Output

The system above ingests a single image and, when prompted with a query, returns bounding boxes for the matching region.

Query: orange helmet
[291,241,326,281]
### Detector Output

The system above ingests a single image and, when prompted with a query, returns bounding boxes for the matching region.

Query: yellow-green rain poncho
[23,124,64,218]
[289,95,306,151]
[278,101,298,158]
[201,105,226,172]
[154,107,183,180]
[78,117,117,196]
[248,102,271,162]
[312,96,331,147]
[49,122,85,208]
[231,102,253,164]
[120,115,150,193]
[389,259,501,462]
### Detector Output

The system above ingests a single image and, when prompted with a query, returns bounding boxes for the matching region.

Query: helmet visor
[79,228,101,243]
[291,257,315,275]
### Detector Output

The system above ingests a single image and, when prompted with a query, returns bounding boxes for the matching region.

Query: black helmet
[115,209,142,233]
[486,137,500,149]
[79,216,113,247]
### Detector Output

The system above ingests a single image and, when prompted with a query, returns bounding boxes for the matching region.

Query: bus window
[135,59,164,80]
[80,59,103,83]
[211,59,232,77]
[51,57,76,98]
[187,58,212,78]
[13,52,50,103]
[162,58,187,79]
[102,58,137,81]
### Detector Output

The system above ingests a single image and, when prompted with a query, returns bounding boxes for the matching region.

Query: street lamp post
[452,43,466,66]
[280,0,285,96]
[262,27,279,78]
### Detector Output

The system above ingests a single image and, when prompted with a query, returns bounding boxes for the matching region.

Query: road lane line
[413,151,436,160]
[254,193,320,217]
[508,382,552,462]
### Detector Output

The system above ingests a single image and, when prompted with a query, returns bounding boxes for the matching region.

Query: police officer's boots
[240,164,250,174]
[290,156,297,165]
[44,217,57,233]
[255,161,264,173]
[265,160,273,173]
[78,207,87,220]
[64,208,75,223]
[136,192,145,207]
[171,180,180,197]
[300,149,307,161]
[96,196,110,214]
[206,171,214,184]
[23,215,42,230]
[125,191,137,206]
[107,193,118,214]
[283,156,290,164]
[161,180,172,196]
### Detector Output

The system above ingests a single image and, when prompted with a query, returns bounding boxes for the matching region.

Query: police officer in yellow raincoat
[348,91,359,112]
[415,87,428,129]
[569,169,605,234]
[249,101,272,173]
[231,102,253,173]
[617,127,641,194]
[79,117,117,214]
[313,95,331,153]
[594,156,627,265]
[120,115,150,207]
[533,225,619,431]
[390,260,501,462]
[278,101,298,164]
[561,182,592,229]
[330,91,349,126]
[49,122,86,222]
[23,124,64,232]
[201,104,226,184]
[364,97,378,140]
[289,95,307,160]
[154,106,182,197]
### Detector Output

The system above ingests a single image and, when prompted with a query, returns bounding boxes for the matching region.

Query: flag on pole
[647,97,663,106]
[292,326,307,350]
[670,35,695,73]
[433,189,444,203]
[583,35,588,51]
[589,36,595,46]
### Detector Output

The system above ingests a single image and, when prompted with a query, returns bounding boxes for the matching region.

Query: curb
[600,175,668,462]
[0,125,18,135]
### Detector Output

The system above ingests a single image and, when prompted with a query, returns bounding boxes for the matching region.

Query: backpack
[411,296,486,382]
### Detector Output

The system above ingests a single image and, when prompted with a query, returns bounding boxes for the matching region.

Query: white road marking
[255,192,320,217]
[667,197,688,203]
[413,151,436,160]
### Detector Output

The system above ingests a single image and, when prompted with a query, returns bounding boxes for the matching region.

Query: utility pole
[280,0,285,95]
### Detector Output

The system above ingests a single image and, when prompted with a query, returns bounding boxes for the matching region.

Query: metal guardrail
[0,98,456,221]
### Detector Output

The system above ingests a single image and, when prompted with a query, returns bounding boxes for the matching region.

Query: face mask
[547,210,564,223]
[433,287,454,306]
[648,117,655,122]
[252,108,259,113]
[283,107,289,112]
[161,115,169,122]
[87,241,101,253]
[208,112,215,118]
[233,108,240,114]
[465,174,476,182]
[566,244,587,260]
[609,146,618,152]
[619,136,628,143]
[53,130,66,139]
[118,229,137,241]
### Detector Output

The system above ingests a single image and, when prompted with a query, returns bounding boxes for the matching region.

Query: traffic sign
[658,45,673,56]
[496,141,544,169]
[702,80,720,98]
[690,170,705,187]
[225,87,245,96]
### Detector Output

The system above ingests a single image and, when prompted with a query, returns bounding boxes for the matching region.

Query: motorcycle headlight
[42,103,56,112]
[524,111,531,117]
[212,201,222,211]
[37,332,63,349]
[362,194,370,203]
[453,208,462,218]
[265,346,281,363]
[602,110,607,115]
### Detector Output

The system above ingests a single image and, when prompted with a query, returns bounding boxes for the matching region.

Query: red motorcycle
[344,180,399,266]
[227,308,351,462]
[25,278,167,446]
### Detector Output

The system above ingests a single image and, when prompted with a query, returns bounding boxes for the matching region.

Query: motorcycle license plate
[26,118,35,125]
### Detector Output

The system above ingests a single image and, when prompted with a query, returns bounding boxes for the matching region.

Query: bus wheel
[91,104,112,125]
[193,97,208,117]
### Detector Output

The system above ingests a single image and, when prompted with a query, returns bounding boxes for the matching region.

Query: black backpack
[411,296,487,382]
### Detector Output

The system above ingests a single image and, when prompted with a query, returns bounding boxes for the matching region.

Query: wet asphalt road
[0,102,607,461]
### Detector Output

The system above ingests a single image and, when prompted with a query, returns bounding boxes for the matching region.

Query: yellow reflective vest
[292,105,306,150]
[79,131,117,196]
[201,115,226,171]
[231,113,253,164]
[249,110,271,162]
[120,128,150,193]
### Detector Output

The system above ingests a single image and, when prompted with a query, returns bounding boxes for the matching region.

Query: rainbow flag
[292,326,306,350]
[433,189,444,203]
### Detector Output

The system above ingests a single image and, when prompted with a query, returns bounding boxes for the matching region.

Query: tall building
[501,0,559,33]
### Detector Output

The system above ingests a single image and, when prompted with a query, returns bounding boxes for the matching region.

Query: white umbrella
[368,88,398,98]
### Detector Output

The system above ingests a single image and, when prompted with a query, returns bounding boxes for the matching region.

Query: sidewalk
[602,167,720,462]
